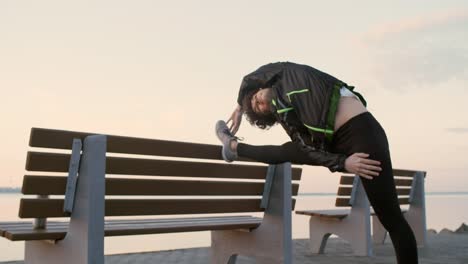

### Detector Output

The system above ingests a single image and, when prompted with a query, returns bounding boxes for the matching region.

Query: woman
[215,62,418,264]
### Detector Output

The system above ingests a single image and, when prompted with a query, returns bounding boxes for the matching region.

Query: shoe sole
[215,120,235,162]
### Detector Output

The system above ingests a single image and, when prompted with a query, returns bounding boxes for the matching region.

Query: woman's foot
[215,120,238,162]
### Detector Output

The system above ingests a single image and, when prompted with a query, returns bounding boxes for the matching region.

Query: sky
[0,0,467,192]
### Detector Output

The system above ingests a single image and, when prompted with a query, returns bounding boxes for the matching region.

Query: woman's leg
[236,141,312,164]
[332,112,418,264]
[361,148,417,264]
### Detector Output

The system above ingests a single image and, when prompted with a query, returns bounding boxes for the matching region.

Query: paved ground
[2,233,467,263]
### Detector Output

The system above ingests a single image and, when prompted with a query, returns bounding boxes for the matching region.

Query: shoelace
[222,128,244,141]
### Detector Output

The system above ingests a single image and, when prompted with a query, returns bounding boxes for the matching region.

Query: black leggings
[237,112,418,264]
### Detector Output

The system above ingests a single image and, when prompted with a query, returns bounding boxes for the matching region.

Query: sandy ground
[2,231,467,264]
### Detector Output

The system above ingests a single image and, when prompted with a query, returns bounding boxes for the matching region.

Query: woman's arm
[227,104,243,135]
[285,127,381,178]
[344,152,381,179]
[291,140,381,179]
[229,63,282,135]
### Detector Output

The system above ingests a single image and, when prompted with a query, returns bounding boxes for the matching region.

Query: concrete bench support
[372,171,427,246]
[210,162,293,264]
[25,135,107,264]
[308,176,372,256]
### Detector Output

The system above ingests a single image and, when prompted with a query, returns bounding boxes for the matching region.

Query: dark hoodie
[237,62,366,172]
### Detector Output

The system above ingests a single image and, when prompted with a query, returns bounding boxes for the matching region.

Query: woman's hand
[227,105,244,135]
[345,153,382,180]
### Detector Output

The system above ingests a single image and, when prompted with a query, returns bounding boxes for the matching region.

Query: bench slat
[394,179,413,186]
[29,128,236,161]
[339,176,355,185]
[370,208,408,215]
[21,175,300,196]
[295,209,350,220]
[337,187,411,196]
[19,198,275,218]
[393,169,417,177]
[335,198,351,207]
[0,215,252,231]
[104,218,261,236]
[398,197,410,205]
[0,216,257,233]
[1,216,258,234]
[19,198,298,218]
[29,128,305,176]
[396,188,411,196]
[339,174,419,186]
[337,187,352,196]
[26,152,302,180]
[2,216,262,241]
[392,169,427,178]
[336,197,409,207]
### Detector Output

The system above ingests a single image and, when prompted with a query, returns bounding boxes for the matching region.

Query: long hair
[241,89,277,130]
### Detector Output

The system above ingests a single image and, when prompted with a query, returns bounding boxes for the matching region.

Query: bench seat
[295,209,350,220]
[0,215,262,241]
[370,208,408,215]
[296,208,410,220]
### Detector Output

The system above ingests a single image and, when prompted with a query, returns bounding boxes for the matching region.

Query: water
[1,193,467,262]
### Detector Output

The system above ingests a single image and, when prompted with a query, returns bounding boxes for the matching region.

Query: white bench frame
[211,164,293,264]
[25,135,106,264]
[372,171,427,247]
[298,171,427,257]
[304,176,373,256]
[22,135,295,264]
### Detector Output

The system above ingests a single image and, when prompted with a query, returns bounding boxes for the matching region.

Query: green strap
[272,99,277,107]
[277,107,294,114]
[286,89,309,102]
[324,84,341,141]
[272,99,294,114]
[303,123,334,135]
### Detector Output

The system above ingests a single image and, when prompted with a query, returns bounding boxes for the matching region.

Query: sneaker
[215,120,239,162]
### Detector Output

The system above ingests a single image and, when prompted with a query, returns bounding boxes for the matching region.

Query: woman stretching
[215,62,418,264]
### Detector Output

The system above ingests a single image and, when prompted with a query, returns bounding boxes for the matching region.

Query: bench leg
[25,135,107,264]
[373,211,427,247]
[372,172,427,247]
[25,240,90,264]
[228,254,238,264]
[372,214,387,244]
[405,210,426,247]
[307,178,372,256]
[308,215,372,256]
[405,172,427,247]
[209,248,237,264]
[307,217,331,254]
[211,163,293,264]
[211,226,290,264]
[372,210,426,247]
[211,204,292,264]
[344,226,372,257]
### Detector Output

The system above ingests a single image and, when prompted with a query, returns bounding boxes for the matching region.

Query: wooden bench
[296,169,427,256]
[0,128,303,264]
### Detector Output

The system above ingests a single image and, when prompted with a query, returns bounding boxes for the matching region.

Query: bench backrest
[391,169,427,205]
[19,128,302,219]
[334,170,426,207]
